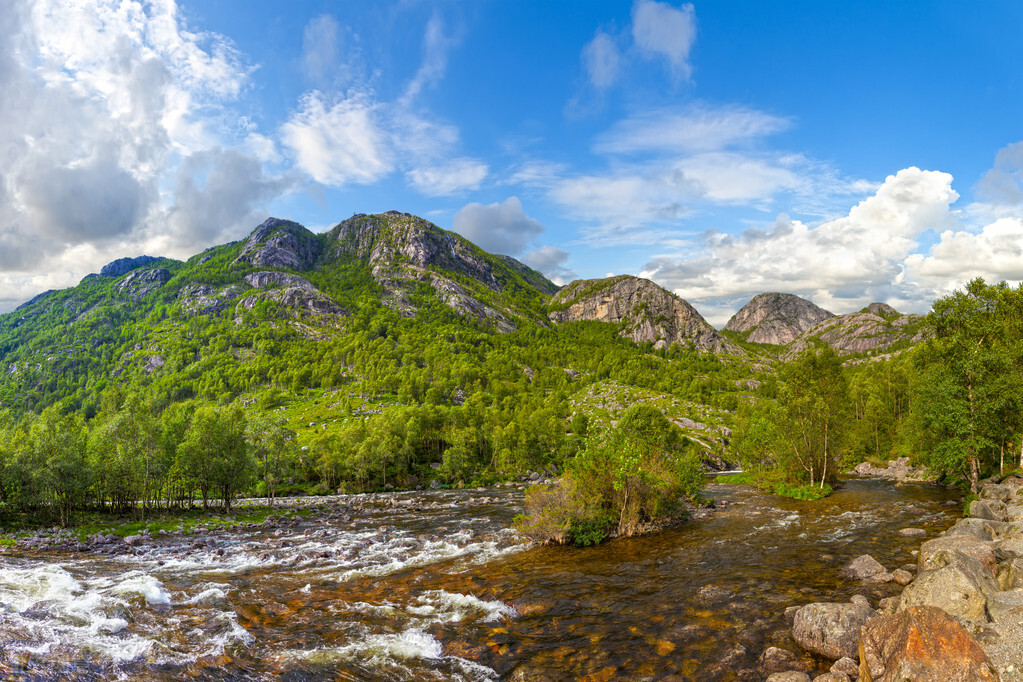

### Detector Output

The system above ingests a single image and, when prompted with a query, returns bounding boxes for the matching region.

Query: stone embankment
[770,469,1023,681]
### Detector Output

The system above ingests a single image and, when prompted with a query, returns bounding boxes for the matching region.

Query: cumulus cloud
[407,158,488,196]
[631,0,696,79]
[281,91,393,186]
[0,0,291,312]
[640,167,961,319]
[905,217,1023,294]
[452,197,545,255]
[976,141,1023,207]
[582,31,621,89]
[521,245,576,285]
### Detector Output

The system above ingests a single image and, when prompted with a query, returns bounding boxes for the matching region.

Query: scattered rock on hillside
[117,268,171,299]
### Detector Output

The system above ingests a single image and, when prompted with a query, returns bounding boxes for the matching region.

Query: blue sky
[1,1,1022,325]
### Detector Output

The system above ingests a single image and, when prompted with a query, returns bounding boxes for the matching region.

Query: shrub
[514,404,703,545]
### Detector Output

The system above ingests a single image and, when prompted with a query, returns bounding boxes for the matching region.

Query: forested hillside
[0,210,1017,530]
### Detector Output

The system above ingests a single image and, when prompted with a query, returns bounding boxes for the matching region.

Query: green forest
[0,213,1019,543]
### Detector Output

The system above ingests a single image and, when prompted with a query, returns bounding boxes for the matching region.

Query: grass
[715,469,834,500]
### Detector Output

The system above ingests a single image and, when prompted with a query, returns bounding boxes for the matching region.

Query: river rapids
[0,478,960,680]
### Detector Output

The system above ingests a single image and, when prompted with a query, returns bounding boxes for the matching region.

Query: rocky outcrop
[852,456,937,482]
[858,606,999,681]
[786,304,925,358]
[549,276,741,354]
[243,271,315,291]
[117,268,171,299]
[177,284,240,316]
[100,255,160,278]
[14,289,57,311]
[326,211,554,330]
[235,217,323,270]
[724,293,834,345]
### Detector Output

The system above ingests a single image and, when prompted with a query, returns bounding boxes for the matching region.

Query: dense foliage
[515,404,705,545]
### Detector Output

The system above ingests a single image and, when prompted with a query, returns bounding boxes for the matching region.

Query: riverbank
[775,469,1023,681]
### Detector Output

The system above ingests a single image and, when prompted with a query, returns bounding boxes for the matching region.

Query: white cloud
[582,31,621,89]
[906,217,1023,293]
[521,245,576,285]
[281,90,394,186]
[452,196,545,255]
[301,14,342,86]
[976,141,1023,207]
[631,0,696,79]
[594,106,792,155]
[0,0,287,290]
[402,12,457,104]
[640,167,961,317]
[407,158,488,196]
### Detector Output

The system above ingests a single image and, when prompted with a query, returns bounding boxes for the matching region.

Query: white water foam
[409,590,517,623]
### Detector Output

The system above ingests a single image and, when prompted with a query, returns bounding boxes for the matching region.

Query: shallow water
[0,477,960,680]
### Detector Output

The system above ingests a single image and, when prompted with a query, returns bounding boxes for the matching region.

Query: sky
[1,0,1022,326]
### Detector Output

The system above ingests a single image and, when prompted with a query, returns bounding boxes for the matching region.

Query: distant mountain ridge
[725,292,925,358]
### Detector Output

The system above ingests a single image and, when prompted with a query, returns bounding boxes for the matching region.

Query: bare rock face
[327,212,554,330]
[548,276,741,354]
[100,255,160,278]
[117,268,171,299]
[724,293,834,345]
[791,601,876,659]
[235,218,323,270]
[858,606,998,681]
[243,271,315,291]
[786,304,925,358]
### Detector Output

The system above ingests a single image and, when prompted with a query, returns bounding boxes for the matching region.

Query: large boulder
[970,499,1000,521]
[919,534,997,574]
[858,606,998,681]
[986,587,1023,623]
[842,554,886,580]
[899,553,1001,621]
[943,517,1016,542]
[791,601,875,659]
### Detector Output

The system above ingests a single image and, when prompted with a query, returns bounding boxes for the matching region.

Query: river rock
[123,534,145,547]
[986,587,1023,623]
[758,647,803,675]
[981,484,1014,503]
[791,601,875,659]
[997,556,1023,590]
[944,517,1016,541]
[766,674,811,682]
[892,568,914,586]
[919,534,997,574]
[842,554,886,580]
[830,657,859,677]
[970,499,1000,521]
[898,553,1000,621]
[898,527,926,538]
[858,606,998,681]
[813,673,850,682]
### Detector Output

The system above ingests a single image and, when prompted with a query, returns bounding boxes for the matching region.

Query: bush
[514,404,703,545]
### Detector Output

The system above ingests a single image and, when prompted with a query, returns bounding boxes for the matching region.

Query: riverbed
[0,477,960,680]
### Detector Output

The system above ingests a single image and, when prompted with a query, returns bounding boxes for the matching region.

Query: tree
[776,345,851,488]
[180,405,252,511]
[31,408,92,526]
[247,412,295,505]
[914,278,1023,491]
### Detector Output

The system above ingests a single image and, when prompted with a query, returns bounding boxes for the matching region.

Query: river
[0,477,960,680]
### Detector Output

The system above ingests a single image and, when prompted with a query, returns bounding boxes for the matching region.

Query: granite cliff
[724,293,835,345]
[549,276,742,355]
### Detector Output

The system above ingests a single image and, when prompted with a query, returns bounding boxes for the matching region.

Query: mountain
[786,303,926,358]
[549,275,742,355]
[724,292,835,345]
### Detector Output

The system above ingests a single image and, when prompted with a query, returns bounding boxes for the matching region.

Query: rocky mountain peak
[725,292,835,345]
[549,276,742,354]
[99,255,160,278]
[235,217,323,270]
[862,302,900,319]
